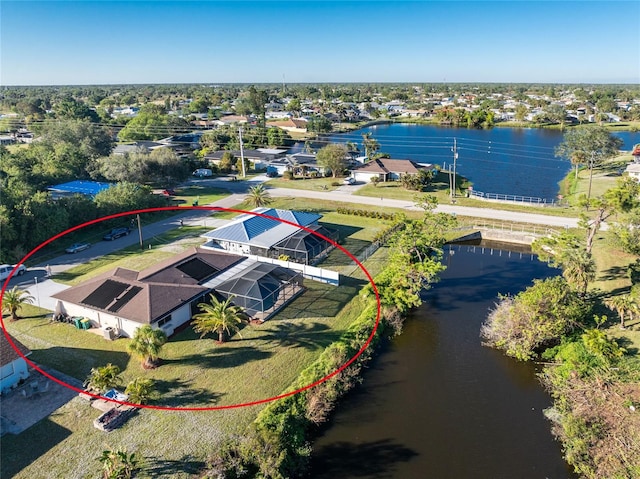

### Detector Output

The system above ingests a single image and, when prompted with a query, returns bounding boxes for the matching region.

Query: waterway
[310,124,640,201]
[311,241,578,479]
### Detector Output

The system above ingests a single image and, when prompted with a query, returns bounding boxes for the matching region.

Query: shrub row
[203,302,395,479]
[336,207,398,221]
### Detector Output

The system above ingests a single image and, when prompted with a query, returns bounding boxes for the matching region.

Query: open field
[54,226,210,286]
[265,176,342,191]
[170,185,229,206]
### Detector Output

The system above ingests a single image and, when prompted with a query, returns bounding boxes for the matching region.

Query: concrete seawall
[451,229,541,246]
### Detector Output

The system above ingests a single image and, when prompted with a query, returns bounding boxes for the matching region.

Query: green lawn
[171,185,230,206]
[3,269,379,478]
[1,208,389,478]
[265,176,342,191]
[54,226,210,286]
[355,177,582,218]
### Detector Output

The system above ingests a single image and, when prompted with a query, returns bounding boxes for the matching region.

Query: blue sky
[1,1,638,85]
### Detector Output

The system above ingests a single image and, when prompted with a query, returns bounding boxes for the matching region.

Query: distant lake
[301,124,640,201]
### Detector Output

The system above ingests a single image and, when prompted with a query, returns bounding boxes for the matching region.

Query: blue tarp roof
[48,180,113,196]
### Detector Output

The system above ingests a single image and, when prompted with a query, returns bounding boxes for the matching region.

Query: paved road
[267,187,583,229]
[5,174,587,312]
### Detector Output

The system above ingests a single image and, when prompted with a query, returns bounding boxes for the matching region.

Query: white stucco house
[351,158,433,183]
[1,331,31,394]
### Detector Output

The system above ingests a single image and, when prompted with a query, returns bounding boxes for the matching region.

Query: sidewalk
[267,187,583,229]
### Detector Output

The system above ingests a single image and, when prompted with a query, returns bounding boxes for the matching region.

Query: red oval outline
[1,206,381,411]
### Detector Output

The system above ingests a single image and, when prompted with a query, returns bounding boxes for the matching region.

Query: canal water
[308,124,640,201]
[311,242,577,479]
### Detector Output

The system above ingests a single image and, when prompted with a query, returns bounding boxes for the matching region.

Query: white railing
[469,189,567,207]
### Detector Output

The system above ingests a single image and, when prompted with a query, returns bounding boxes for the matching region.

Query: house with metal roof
[200,208,337,264]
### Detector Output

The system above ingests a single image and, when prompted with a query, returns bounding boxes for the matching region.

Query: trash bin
[80,318,91,330]
[73,317,83,329]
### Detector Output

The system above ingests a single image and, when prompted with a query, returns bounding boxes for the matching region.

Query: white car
[0,264,27,282]
[343,177,356,185]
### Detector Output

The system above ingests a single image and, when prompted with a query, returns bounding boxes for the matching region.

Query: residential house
[1,331,31,394]
[52,247,306,329]
[215,115,250,126]
[625,163,640,181]
[200,207,337,264]
[205,148,285,170]
[351,158,433,183]
[269,118,308,133]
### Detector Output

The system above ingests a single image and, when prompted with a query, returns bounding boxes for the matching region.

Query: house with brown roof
[268,118,308,133]
[1,331,31,394]
[52,248,247,338]
[51,247,305,337]
[351,158,433,183]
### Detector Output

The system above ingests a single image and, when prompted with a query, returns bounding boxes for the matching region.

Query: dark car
[103,227,131,241]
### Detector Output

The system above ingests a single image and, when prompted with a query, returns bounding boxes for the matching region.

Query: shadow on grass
[257,321,342,351]
[144,454,206,477]
[28,346,131,382]
[153,378,226,407]
[616,336,639,355]
[0,419,72,479]
[310,438,419,479]
[598,265,630,281]
[162,345,273,369]
[274,277,366,320]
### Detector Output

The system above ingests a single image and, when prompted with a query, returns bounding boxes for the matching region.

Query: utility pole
[238,127,247,178]
[451,138,458,203]
[586,151,596,207]
[137,214,143,250]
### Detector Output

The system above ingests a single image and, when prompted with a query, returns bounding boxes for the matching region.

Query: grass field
[1,209,390,479]
[265,176,342,191]
[54,226,210,286]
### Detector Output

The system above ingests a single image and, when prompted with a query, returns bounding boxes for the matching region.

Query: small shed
[214,263,303,321]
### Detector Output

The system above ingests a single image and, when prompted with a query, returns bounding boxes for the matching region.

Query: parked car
[343,177,356,185]
[162,189,177,196]
[193,168,213,178]
[103,227,131,241]
[65,242,91,254]
[0,264,27,281]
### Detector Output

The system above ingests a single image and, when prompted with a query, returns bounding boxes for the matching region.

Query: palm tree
[84,363,122,394]
[570,150,587,181]
[362,132,380,161]
[245,184,272,208]
[2,286,35,321]
[125,378,157,405]
[192,294,245,343]
[127,325,168,369]
[604,294,639,329]
[560,248,596,296]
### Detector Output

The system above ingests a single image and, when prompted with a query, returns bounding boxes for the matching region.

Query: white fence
[469,189,567,207]
[245,254,340,285]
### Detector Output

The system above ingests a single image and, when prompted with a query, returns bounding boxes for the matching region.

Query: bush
[283,170,294,180]
[480,276,588,360]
